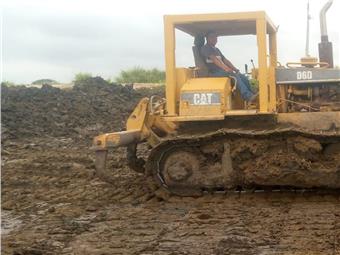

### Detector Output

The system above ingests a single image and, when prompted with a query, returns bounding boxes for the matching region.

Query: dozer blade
[94,150,115,184]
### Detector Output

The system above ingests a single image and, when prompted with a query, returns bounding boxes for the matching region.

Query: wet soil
[2,79,340,254]
[2,138,340,254]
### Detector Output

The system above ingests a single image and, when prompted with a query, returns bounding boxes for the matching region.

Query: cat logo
[181,92,221,105]
[193,93,213,105]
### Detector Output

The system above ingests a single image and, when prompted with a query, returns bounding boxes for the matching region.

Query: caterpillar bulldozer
[93,3,340,196]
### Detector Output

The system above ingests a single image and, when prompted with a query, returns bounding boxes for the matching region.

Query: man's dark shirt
[200,44,226,73]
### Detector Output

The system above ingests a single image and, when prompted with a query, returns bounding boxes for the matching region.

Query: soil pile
[1,77,163,141]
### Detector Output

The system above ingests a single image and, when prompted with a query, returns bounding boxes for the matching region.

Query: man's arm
[201,45,233,73]
[221,56,239,73]
[209,55,233,73]
[217,49,239,72]
[222,58,239,72]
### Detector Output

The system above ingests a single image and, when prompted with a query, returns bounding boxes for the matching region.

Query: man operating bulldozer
[201,31,257,103]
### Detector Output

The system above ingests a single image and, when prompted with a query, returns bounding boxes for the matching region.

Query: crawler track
[145,128,340,196]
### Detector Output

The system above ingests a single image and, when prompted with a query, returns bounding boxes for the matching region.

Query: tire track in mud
[67,193,340,255]
[2,140,340,255]
[279,196,340,254]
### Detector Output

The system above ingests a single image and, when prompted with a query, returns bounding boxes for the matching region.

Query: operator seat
[192,35,209,77]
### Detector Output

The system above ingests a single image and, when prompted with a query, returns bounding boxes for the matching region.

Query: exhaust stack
[318,0,334,67]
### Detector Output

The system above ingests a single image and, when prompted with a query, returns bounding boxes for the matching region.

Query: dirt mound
[1,77,163,142]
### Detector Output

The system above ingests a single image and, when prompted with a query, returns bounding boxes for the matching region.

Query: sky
[1,0,339,84]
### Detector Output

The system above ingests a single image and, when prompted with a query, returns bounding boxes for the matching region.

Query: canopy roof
[165,11,277,36]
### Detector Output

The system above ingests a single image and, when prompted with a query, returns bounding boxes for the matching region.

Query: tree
[73,72,92,83]
[1,81,16,86]
[115,67,165,83]
[32,79,57,85]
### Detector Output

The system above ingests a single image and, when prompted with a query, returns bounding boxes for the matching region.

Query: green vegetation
[32,79,57,85]
[249,78,259,91]
[1,81,16,87]
[115,67,165,83]
[73,72,92,83]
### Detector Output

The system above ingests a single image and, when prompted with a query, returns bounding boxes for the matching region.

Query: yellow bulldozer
[93,4,340,196]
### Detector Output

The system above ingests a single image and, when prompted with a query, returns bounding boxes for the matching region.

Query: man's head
[206,31,218,46]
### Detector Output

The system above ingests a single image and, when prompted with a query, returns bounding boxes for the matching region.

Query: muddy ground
[2,79,340,254]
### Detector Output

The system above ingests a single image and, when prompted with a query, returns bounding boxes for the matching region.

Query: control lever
[250,59,256,69]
